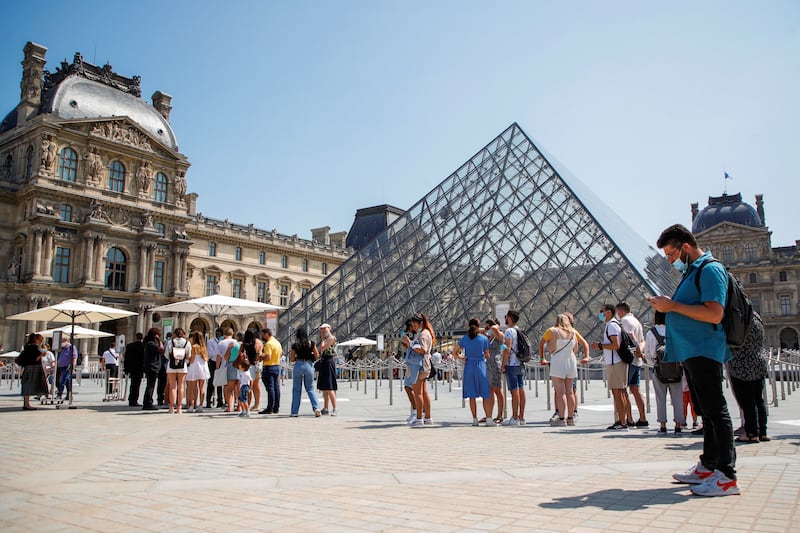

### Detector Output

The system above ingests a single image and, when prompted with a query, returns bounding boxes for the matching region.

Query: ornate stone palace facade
[692,192,800,349]
[0,42,350,352]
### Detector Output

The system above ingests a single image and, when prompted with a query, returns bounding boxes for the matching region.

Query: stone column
[145,245,155,289]
[93,237,105,283]
[179,250,189,292]
[172,249,181,294]
[83,232,94,282]
[136,305,147,334]
[32,228,43,276]
[138,244,147,289]
[42,230,54,277]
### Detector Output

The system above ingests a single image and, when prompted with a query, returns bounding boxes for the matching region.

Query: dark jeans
[262,365,281,412]
[143,370,159,407]
[207,360,224,407]
[730,376,767,438]
[683,356,736,479]
[105,364,119,394]
[56,366,71,396]
[128,372,143,405]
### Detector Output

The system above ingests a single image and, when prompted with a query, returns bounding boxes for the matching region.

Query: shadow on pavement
[540,485,689,510]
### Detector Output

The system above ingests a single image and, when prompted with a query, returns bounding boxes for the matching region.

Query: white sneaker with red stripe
[690,470,741,496]
[672,461,715,484]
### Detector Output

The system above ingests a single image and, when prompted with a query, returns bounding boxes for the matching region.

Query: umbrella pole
[68,317,77,409]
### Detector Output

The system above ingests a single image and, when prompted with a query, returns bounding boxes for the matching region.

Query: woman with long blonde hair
[186,330,210,413]
[402,312,436,427]
[545,314,579,426]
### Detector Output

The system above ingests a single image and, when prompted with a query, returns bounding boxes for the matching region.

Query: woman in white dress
[186,331,211,412]
[545,314,578,426]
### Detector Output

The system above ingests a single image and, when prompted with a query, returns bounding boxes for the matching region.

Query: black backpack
[650,327,682,383]
[693,259,754,348]
[514,327,532,363]
[607,320,635,364]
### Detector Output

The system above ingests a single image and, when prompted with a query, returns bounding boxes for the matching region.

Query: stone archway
[247,321,262,332]
[779,327,799,350]
[220,319,238,334]
[189,317,209,337]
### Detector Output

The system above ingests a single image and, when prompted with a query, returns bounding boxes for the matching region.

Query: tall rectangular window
[59,204,72,222]
[780,295,792,316]
[208,242,216,257]
[257,282,267,303]
[279,284,289,306]
[780,271,788,282]
[322,262,328,275]
[153,260,165,293]
[302,258,308,272]
[301,287,308,297]
[235,246,242,261]
[232,278,242,298]
[205,275,218,296]
[53,247,70,283]
[259,251,266,265]
[281,255,288,269]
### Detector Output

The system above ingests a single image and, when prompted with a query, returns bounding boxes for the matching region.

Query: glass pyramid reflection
[282,123,678,342]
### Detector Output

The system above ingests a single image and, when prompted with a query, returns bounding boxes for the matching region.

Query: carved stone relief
[90,120,153,151]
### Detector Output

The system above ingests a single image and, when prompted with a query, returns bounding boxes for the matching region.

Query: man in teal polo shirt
[649,224,739,497]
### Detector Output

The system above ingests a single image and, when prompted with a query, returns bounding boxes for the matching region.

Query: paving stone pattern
[1,376,798,532]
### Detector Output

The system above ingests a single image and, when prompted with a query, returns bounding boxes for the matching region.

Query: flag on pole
[724,171,732,180]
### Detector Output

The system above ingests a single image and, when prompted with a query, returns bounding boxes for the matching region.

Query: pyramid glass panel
[281,123,678,342]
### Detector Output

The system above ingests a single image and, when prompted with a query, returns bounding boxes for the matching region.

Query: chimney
[755,194,765,225]
[151,91,172,122]
[690,202,699,222]
[17,42,47,127]
[311,226,330,245]
[329,231,347,249]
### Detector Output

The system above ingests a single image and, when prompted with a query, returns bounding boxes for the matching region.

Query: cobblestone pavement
[1,374,798,532]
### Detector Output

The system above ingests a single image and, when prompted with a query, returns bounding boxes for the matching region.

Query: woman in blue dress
[452,318,493,426]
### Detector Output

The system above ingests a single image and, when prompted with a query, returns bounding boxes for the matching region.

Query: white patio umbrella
[8,299,136,407]
[337,337,378,347]
[0,350,20,359]
[36,325,114,339]
[152,294,283,319]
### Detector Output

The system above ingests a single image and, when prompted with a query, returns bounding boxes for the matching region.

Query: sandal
[478,417,486,423]
[735,435,759,443]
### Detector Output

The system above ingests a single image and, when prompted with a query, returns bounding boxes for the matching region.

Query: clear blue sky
[2,1,798,247]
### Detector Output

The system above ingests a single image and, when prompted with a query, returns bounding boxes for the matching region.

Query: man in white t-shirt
[617,301,648,428]
[101,341,120,394]
[591,304,630,430]
[206,327,223,408]
[501,310,526,426]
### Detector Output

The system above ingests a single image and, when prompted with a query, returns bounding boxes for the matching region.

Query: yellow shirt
[542,328,585,343]
[262,337,283,366]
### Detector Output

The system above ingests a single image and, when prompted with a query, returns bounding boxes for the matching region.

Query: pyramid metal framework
[282,123,678,342]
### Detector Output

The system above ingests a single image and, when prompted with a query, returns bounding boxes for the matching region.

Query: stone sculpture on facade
[174,170,187,206]
[135,161,153,198]
[40,134,57,173]
[85,147,103,186]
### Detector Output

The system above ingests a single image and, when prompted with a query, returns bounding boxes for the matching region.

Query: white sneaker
[331,410,338,417]
[673,461,715,484]
[188,406,195,413]
[196,406,203,413]
[406,412,417,422]
[502,418,519,427]
[409,418,423,427]
[472,418,479,426]
[549,412,560,423]
[485,418,496,427]
[423,418,433,425]
[518,418,526,426]
[314,409,321,417]
[690,470,741,496]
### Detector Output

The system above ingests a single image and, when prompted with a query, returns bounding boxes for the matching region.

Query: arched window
[108,160,125,192]
[745,242,757,262]
[105,247,127,291]
[722,245,734,264]
[2,154,12,179]
[58,147,78,181]
[154,172,168,203]
[24,145,34,180]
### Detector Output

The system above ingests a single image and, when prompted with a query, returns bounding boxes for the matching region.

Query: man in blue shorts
[650,224,739,496]
[501,310,526,426]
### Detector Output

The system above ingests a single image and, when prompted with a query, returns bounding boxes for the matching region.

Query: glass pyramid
[282,123,678,342]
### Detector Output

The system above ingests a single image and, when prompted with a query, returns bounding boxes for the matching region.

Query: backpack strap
[650,326,665,345]
[604,320,618,364]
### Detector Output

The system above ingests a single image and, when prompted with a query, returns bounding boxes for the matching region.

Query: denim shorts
[627,365,641,387]
[238,384,250,403]
[505,365,525,391]
[226,363,239,381]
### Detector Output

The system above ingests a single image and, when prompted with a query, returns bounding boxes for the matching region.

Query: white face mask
[672,248,687,274]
